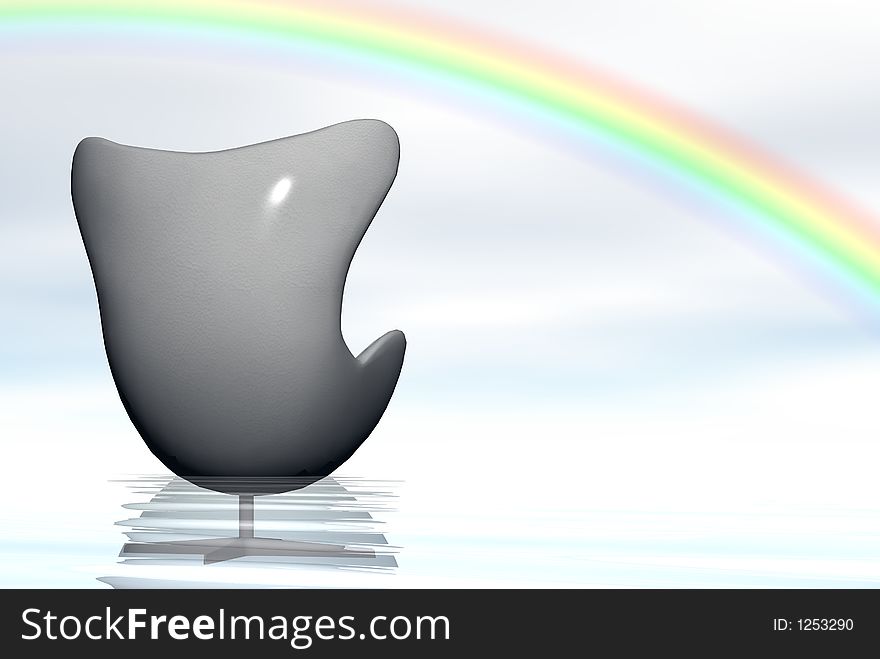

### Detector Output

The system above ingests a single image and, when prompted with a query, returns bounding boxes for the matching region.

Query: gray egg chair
[71,120,405,562]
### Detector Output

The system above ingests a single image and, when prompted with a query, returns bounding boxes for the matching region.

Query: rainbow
[3,0,880,301]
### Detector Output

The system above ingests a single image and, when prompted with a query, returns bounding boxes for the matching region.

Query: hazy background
[2,0,880,586]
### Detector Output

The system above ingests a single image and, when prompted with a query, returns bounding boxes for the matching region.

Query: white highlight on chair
[269,176,293,205]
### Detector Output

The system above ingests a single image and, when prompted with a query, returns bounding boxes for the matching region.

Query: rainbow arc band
[3,0,880,298]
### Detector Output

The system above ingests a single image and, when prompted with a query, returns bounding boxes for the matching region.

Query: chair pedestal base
[119,493,373,564]
[121,536,372,565]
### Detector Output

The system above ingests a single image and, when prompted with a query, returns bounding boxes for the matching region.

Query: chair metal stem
[239,494,255,539]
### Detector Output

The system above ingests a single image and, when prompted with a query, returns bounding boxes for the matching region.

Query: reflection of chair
[122,487,367,565]
[72,120,405,562]
[100,476,398,581]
